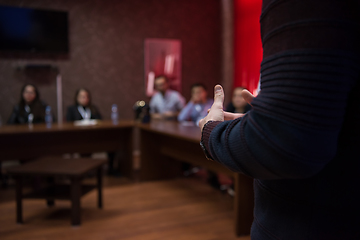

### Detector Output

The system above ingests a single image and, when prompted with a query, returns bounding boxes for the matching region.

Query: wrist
[200,120,214,161]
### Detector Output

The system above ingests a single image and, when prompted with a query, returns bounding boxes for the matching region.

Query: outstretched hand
[199,85,225,131]
[241,89,255,106]
[199,85,255,132]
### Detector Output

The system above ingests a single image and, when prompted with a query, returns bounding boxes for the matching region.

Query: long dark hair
[74,88,92,106]
[19,84,46,122]
[19,83,40,106]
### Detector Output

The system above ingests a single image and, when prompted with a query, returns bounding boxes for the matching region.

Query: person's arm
[162,111,180,119]
[201,79,352,180]
[199,1,360,179]
[7,106,19,125]
[177,94,186,111]
[91,106,102,120]
[149,99,163,119]
[149,95,160,119]
[66,106,75,122]
[195,100,214,126]
[177,102,194,122]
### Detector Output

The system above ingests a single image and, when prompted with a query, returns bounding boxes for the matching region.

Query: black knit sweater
[202,0,360,239]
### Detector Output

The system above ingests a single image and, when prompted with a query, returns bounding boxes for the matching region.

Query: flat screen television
[0,5,69,53]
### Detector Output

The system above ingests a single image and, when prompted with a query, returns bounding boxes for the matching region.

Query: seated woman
[5,84,49,187]
[66,88,102,121]
[7,84,48,124]
[66,88,118,175]
[225,86,252,113]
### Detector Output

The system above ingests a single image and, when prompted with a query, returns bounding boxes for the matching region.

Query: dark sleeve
[66,106,75,122]
[244,104,251,113]
[91,106,102,120]
[7,106,20,125]
[202,0,360,179]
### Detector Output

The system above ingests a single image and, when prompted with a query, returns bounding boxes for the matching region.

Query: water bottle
[45,106,53,128]
[111,104,118,124]
[28,113,34,124]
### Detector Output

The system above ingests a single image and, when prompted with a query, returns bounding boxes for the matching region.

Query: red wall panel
[234,0,262,94]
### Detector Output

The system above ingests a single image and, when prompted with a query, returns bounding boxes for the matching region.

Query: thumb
[241,89,255,105]
[214,85,224,107]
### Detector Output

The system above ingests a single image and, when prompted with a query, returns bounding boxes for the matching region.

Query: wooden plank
[138,121,254,236]
[22,184,96,200]
[0,177,251,240]
[7,158,107,176]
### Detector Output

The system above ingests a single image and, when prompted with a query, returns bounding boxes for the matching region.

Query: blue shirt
[149,90,185,114]
[178,99,213,126]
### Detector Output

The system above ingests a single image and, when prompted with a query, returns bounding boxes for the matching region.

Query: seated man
[149,75,185,120]
[178,83,213,126]
[178,83,218,189]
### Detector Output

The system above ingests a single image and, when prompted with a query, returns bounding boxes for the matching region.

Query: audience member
[66,88,102,121]
[149,75,185,120]
[178,83,213,126]
[199,0,360,238]
[6,84,50,187]
[225,87,251,113]
[7,84,48,124]
[66,88,118,175]
[178,83,219,189]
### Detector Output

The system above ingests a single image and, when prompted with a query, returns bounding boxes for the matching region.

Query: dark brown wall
[0,0,221,121]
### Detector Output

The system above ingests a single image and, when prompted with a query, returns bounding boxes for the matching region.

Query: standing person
[225,87,251,114]
[66,88,102,121]
[7,84,48,124]
[178,83,213,126]
[149,75,185,120]
[199,1,360,239]
[217,86,252,196]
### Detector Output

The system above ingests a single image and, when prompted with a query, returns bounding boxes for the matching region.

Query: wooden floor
[0,175,251,240]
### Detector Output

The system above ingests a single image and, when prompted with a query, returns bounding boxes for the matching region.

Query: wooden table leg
[234,173,254,236]
[118,128,134,179]
[46,199,55,207]
[46,177,55,207]
[15,177,23,224]
[97,167,103,209]
[70,177,81,226]
[139,129,182,180]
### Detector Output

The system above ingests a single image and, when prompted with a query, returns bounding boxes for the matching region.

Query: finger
[241,89,255,105]
[214,84,224,107]
[199,118,205,131]
[224,111,245,121]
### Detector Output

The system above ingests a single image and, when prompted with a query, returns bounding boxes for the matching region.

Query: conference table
[0,120,253,236]
[0,120,134,179]
[137,120,254,236]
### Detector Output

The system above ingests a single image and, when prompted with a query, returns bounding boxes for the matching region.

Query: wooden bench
[7,157,107,226]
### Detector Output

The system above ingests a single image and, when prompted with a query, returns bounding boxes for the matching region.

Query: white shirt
[149,90,185,114]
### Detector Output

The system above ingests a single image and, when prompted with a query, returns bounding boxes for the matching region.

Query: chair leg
[45,176,55,207]
[46,199,55,207]
[70,177,81,226]
[97,167,103,209]
[15,177,23,224]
